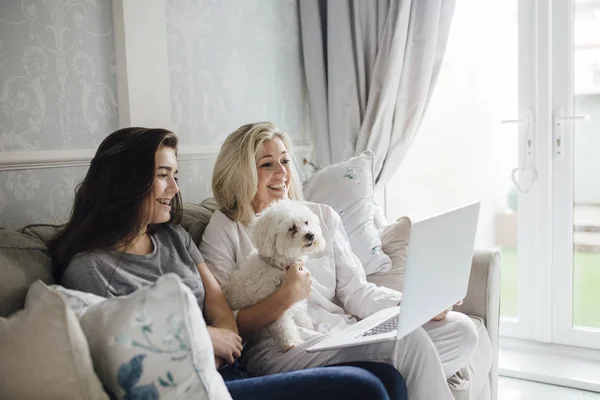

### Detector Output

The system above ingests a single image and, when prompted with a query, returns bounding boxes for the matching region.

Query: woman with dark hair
[51,127,183,277]
[50,127,407,400]
[51,127,242,370]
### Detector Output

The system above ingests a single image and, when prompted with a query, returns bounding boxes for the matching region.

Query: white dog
[225,199,326,351]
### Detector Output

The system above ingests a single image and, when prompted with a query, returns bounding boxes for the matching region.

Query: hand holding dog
[207,326,243,364]
[281,262,312,306]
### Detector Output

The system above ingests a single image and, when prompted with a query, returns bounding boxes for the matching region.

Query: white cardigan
[200,201,402,335]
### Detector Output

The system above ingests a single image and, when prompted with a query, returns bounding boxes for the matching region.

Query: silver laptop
[306,202,480,353]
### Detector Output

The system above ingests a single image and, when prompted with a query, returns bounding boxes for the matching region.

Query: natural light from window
[384,0,519,316]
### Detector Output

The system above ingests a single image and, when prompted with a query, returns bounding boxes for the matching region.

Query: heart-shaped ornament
[511,166,537,193]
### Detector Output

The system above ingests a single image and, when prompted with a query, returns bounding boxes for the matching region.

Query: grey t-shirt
[61,223,206,310]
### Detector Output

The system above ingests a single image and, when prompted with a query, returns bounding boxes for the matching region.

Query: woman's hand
[280,262,312,305]
[207,326,243,364]
[235,262,311,340]
[430,299,463,322]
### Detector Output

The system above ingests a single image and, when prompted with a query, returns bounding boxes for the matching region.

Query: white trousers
[246,311,479,400]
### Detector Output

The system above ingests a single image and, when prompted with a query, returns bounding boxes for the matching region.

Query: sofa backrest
[0,199,220,317]
[0,229,54,317]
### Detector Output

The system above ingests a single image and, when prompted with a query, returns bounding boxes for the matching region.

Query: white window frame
[551,0,600,350]
[499,0,554,343]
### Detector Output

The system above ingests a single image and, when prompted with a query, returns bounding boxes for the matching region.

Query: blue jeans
[221,361,407,400]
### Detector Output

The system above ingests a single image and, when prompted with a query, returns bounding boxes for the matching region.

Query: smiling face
[251,138,291,214]
[144,147,179,225]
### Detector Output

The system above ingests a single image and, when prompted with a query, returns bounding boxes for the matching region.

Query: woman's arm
[196,262,242,367]
[197,261,238,332]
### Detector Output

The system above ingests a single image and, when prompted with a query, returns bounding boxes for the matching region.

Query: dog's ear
[249,213,276,259]
[313,231,326,253]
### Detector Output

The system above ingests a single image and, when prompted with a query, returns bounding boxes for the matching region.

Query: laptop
[306,202,480,353]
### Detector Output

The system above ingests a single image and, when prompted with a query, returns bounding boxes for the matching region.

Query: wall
[0,0,311,229]
[165,0,310,203]
[0,1,118,229]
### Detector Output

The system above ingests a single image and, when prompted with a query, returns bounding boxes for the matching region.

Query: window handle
[554,108,591,160]
[556,114,590,122]
[501,117,530,125]
[500,111,536,193]
[501,111,534,168]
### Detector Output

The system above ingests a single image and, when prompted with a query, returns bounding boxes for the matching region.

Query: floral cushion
[42,284,106,317]
[27,274,231,400]
[303,151,391,275]
[367,216,412,292]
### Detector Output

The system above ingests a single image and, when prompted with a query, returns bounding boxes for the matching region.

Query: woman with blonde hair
[201,121,479,399]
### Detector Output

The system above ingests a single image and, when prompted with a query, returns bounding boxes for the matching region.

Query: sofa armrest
[454,249,500,327]
[454,249,500,400]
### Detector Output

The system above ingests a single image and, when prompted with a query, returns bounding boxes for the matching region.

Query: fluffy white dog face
[249,200,325,268]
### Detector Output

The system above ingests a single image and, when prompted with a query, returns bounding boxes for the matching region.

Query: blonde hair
[212,121,304,225]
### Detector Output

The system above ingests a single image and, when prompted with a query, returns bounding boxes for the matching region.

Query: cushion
[182,198,220,247]
[367,217,411,292]
[0,282,108,400]
[20,223,61,247]
[40,284,107,318]
[0,229,53,317]
[303,151,391,275]
[35,274,231,400]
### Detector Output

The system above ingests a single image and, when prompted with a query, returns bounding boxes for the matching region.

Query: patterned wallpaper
[165,0,311,205]
[0,0,311,230]
[166,0,309,146]
[0,0,117,230]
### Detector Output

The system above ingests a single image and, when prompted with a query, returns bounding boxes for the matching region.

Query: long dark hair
[50,127,183,279]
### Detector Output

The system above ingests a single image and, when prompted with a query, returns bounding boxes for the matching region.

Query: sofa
[0,198,500,400]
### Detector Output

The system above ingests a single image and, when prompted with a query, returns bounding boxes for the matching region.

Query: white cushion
[45,285,106,317]
[29,274,231,400]
[303,151,391,275]
[367,216,411,291]
[2,281,108,400]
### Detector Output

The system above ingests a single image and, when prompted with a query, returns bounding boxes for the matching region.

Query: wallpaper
[166,0,309,145]
[0,0,117,229]
[0,0,311,229]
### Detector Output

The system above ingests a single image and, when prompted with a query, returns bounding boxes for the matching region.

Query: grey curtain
[299,0,455,187]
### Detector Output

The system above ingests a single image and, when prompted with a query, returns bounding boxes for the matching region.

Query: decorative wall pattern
[0,0,117,151]
[0,166,86,230]
[166,0,310,146]
[177,159,215,206]
[0,0,117,229]
[0,0,311,229]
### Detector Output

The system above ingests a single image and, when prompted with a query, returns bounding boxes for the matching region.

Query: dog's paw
[283,340,303,351]
[298,326,322,340]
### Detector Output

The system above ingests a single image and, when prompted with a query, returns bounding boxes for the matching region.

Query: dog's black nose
[305,232,314,241]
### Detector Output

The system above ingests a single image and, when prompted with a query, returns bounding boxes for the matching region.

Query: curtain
[299,0,455,188]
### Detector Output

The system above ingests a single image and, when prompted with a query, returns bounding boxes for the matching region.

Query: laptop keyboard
[359,315,399,337]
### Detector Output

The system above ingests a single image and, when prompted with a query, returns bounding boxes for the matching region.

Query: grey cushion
[0,230,53,317]
[20,224,61,248]
[182,198,219,247]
